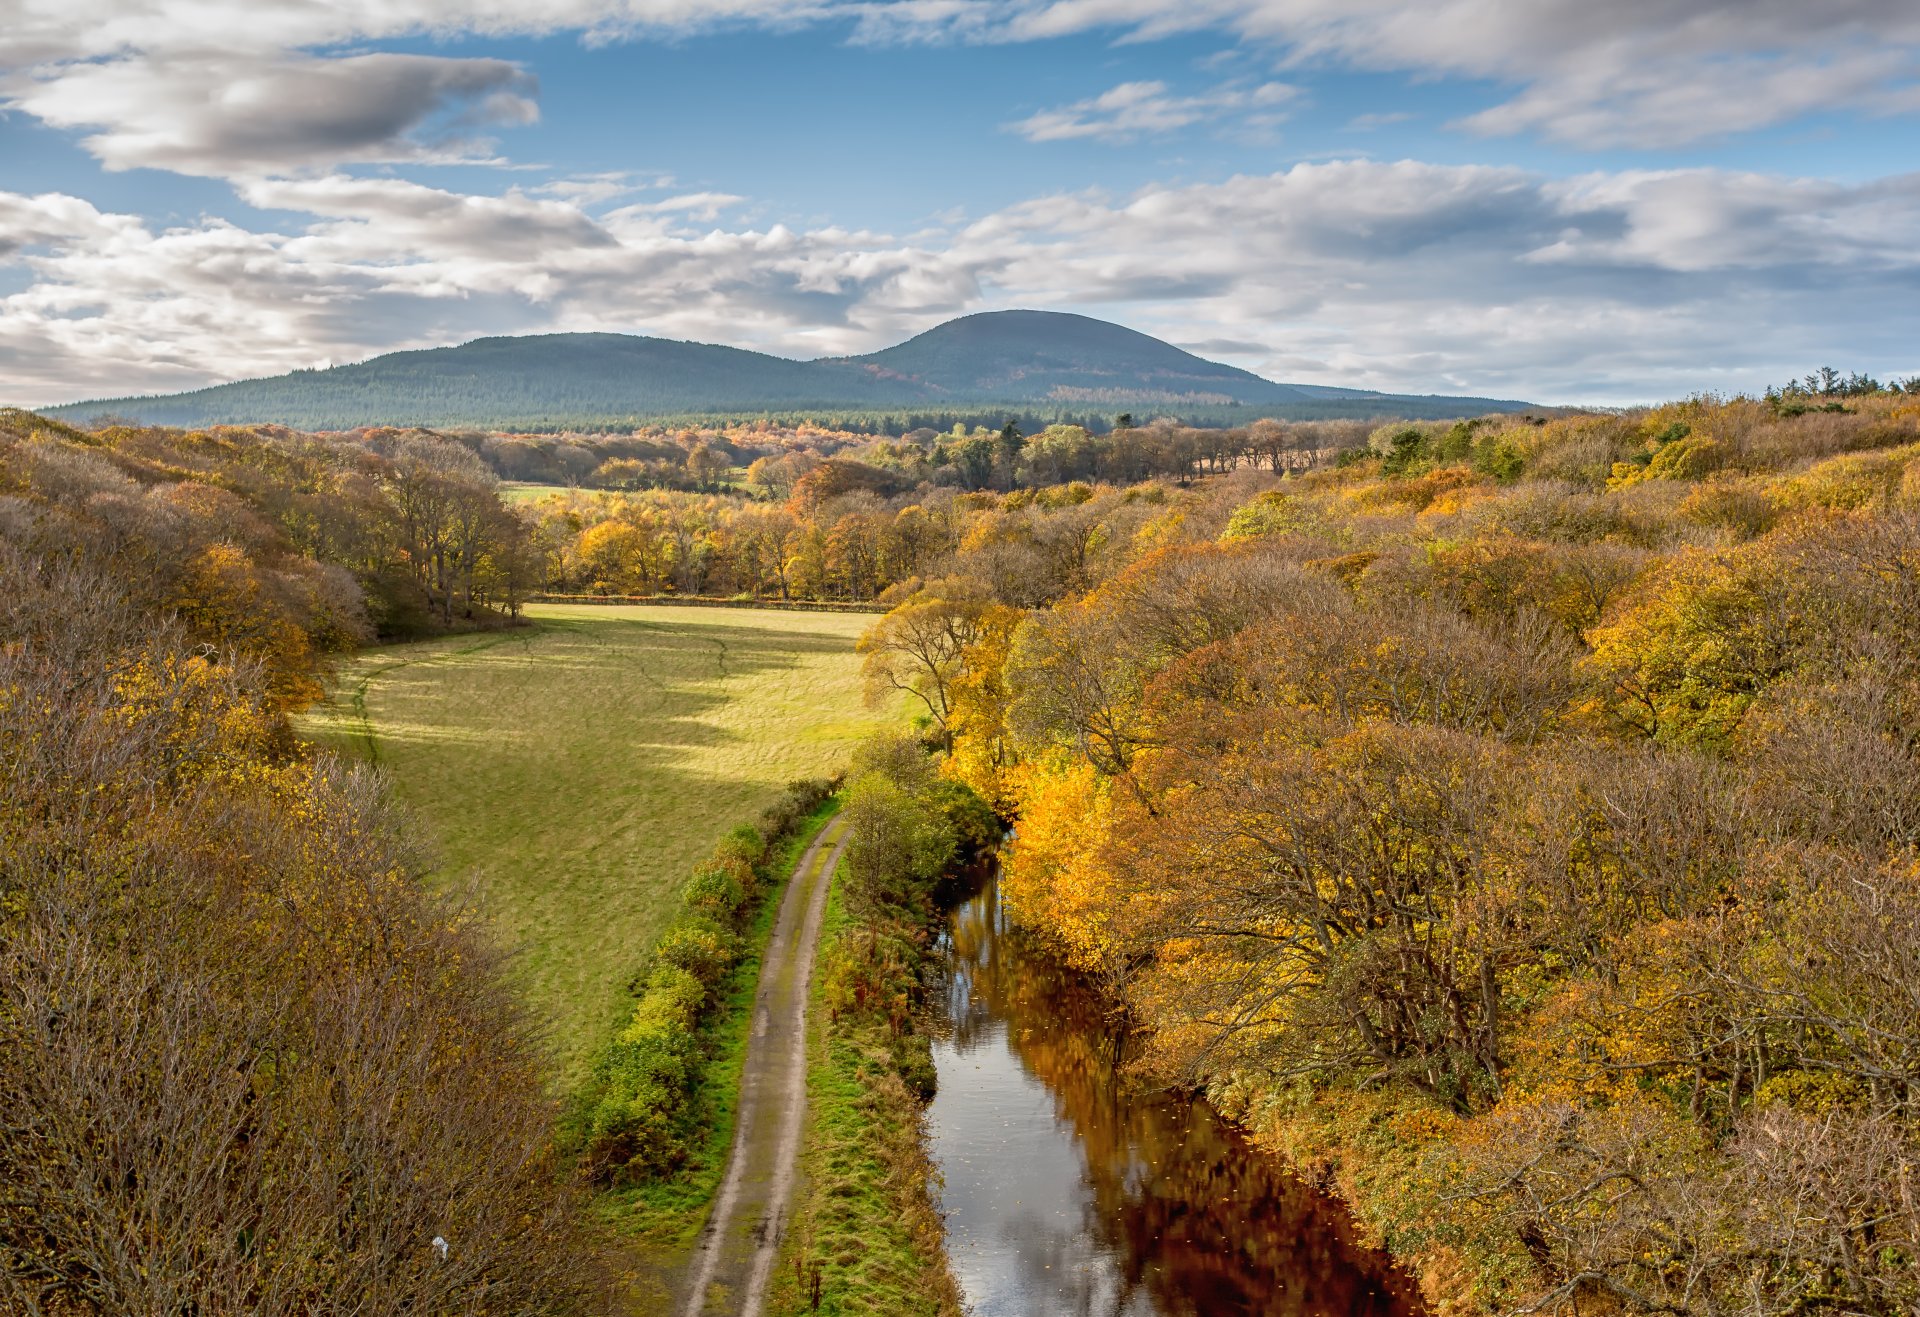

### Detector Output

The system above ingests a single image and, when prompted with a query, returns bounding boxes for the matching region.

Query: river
[927,873,1427,1317]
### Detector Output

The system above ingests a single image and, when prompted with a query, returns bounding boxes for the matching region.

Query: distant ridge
[45,310,1535,430]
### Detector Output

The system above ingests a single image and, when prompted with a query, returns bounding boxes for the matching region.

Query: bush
[1471,432,1527,482]
[683,863,747,919]
[1221,490,1304,541]
[760,775,837,839]
[713,822,766,873]
[653,919,739,987]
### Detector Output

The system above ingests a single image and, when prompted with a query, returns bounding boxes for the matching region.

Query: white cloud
[5,0,1918,172]
[863,0,1920,147]
[2,160,1916,407]
[1007,79,1296,143]
[0,192,140,256]
[0,0,826,177]
[531,172,675,206]
[0,0,835,67]
[5,53,537,177]
[1347,111,1413,131]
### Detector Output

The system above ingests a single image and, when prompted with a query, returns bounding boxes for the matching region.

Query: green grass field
[301,603,890,1084]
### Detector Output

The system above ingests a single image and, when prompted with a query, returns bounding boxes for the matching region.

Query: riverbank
[1224,1089,1515,1316]
[761,734,993,1315]
[766,882,962,1316]
[929,873,1428,1317]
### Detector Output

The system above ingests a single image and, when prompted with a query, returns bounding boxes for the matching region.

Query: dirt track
[678,813,848,1317]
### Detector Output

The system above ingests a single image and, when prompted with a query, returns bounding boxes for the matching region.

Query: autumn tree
[857,576,1015,749]
[0,463,596,1313]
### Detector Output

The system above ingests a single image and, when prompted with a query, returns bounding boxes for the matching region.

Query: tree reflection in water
[928,874,1427,1317]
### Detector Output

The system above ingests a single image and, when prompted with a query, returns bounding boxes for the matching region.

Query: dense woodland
[362,412,1383,498]
[518,418,1392,601]
[8,373,1920,1314]
[0,411,591,1312]
[886,387,1920,1316]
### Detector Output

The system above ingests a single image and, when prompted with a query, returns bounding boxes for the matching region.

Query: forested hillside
[830,310,1356,405]
[43,312,1533,431]
[0,411,587,1313]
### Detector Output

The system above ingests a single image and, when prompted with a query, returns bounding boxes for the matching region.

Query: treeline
[5,412,541,645]
[564,405,1135,439]
[0,412,594,1310]
[848,389,1920,1315]
[336,412,1388,501]
[434,428,743,492]
[522,418,1391,603]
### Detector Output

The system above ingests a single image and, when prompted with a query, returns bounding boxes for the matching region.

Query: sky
[2,1,1918,407]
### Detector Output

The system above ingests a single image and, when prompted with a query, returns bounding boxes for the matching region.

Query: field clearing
[301,603,891,1084]
[499,480,574,504]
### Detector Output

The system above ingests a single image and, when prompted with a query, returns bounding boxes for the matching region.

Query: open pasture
[302,603,887,1083]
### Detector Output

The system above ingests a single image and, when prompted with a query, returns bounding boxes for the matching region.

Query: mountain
[43,311,1534,430]
[833,310,1308,406]
[51,334,924,432]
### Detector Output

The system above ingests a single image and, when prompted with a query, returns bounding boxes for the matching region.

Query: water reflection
[928,874,1426,1317]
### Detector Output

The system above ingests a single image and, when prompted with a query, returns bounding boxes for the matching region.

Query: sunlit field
[499,480,574,504]
[302,603,889,1083]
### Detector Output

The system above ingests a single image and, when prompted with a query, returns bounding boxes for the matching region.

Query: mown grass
[768,884,962,1317]
[301,602,889,1086]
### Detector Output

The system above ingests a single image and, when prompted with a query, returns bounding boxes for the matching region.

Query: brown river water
[927,874,1428,1317]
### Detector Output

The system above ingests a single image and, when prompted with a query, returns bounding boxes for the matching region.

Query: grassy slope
[301,603,888,1085]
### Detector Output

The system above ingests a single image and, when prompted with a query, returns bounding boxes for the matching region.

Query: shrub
[713,822,766,873]
[1470,432,1527,482]
[653,919,739,987]
[683,863,746,919]
[760,775,837,839]
[1221,491,1307,541]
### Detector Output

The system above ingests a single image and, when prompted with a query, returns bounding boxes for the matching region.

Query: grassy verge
[590,792,842,1251]
[766,886,962,1317]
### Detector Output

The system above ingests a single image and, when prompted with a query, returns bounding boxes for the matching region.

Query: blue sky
[3,1,1918,406]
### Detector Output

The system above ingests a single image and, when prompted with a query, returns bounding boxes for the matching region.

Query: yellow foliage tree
[999,756,1121,977]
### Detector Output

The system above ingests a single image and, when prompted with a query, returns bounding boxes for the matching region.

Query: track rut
[678,812,848,1317]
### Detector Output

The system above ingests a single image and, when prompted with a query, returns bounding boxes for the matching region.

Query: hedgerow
[571,776,837,1182]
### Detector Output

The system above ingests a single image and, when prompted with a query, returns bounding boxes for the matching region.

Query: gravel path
[679,813,848,1317]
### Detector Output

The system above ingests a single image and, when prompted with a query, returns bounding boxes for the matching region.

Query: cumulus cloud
[862,0,1920,147]
[3,160,1916,406]
[0,0,825,177]
[0,192,139,257]
[1007,79,1296,143]
[6,53,538,177]
[5,0,1918,169]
